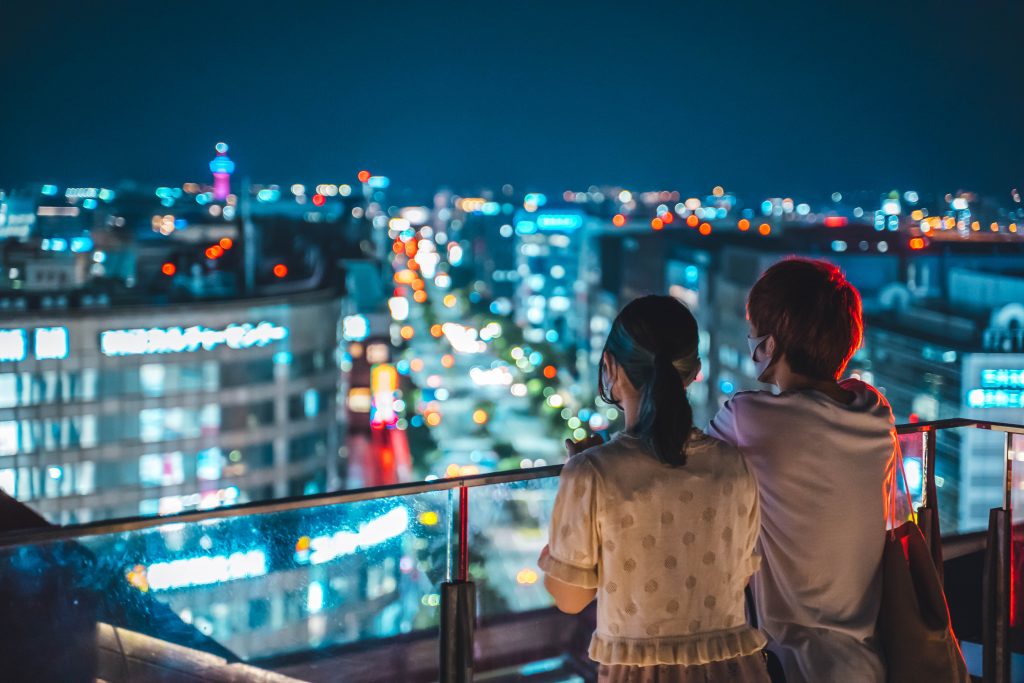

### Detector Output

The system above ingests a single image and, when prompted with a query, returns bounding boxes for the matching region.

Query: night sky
[1,1,1021,197]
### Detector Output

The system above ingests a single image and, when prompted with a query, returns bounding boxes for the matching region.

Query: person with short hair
[708,258,893,683]
[540,295,770,683]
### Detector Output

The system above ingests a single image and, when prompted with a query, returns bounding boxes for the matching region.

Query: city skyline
[2,1,1022,195]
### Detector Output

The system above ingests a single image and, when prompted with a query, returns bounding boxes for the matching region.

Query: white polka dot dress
[539,430,765,667]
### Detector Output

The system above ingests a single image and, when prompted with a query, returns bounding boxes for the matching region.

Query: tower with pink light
[209,142,235,201]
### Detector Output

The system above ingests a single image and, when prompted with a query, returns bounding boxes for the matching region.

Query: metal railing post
[982,433,1013,683]
[917,429,944,585]
[440,484,475,683]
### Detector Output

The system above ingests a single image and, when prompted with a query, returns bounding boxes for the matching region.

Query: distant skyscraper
[209,142,235,201]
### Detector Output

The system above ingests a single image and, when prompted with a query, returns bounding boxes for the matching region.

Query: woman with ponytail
[539,296,769,683]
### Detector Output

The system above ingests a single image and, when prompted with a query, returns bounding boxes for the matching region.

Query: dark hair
[599,295,700,467]
[747,257,863,381]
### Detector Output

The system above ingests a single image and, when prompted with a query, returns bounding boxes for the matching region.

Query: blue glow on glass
[367,175,390,189]
[904,457,923,496]
[40,184,58,196]
[144,550,267,591]
[82,198,98,210]
[305,506,409,565]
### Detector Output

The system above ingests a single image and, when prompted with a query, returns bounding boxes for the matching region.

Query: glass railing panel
[467,475,559,617]
[0,489,454,681]
[466,473,595,674]
[957,426,1011,535]
[897,431,927,514]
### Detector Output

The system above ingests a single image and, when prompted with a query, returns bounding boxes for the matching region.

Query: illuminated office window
[0,375,16,408]
[74,461,96,496]
[140,363,166,397]
[140,452,185,487]
[0,330,27,363]
[34,327,69,360]
[0,421,17,456]
[197,447,225,481]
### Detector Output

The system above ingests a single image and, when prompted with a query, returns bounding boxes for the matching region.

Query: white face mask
[747,334,773,381]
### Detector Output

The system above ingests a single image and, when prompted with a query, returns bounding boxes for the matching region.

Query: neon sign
[981,369,1024,389]
[100,322,287,356]
[536,214,583,230]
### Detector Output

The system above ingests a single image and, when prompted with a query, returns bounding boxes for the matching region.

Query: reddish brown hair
[747,258,863,381]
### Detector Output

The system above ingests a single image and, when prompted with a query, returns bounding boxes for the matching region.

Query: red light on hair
[909,237,926,250]
[273,264,288,278]
[824,216,848,228]
[357,170,371,183]
[161,263,176,276]
[651,218,664,230]
[612,214,626,227]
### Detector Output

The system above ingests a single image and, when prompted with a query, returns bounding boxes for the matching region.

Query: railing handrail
[0,464,564,549]
[894,418,1024,436]
[2,417,1021,549]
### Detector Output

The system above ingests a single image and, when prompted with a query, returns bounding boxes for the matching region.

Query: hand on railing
[565,435,603,459]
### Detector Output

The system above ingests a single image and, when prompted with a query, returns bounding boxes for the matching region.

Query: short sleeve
[708,396,741,447]
[539,456,600,589]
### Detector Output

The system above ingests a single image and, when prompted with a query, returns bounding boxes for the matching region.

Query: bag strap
[886,429,915,536]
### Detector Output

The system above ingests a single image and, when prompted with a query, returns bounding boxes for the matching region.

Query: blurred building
[0,290,342,523]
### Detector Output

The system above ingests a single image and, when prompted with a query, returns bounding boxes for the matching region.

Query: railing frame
[2,417,1023,683]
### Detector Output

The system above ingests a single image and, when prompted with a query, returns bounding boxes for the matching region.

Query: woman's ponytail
[635,352,694,467]
[600,296,700,468]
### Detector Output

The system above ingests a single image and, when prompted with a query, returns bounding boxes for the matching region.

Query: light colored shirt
[539,430,766,666]
[708,379,894,683]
